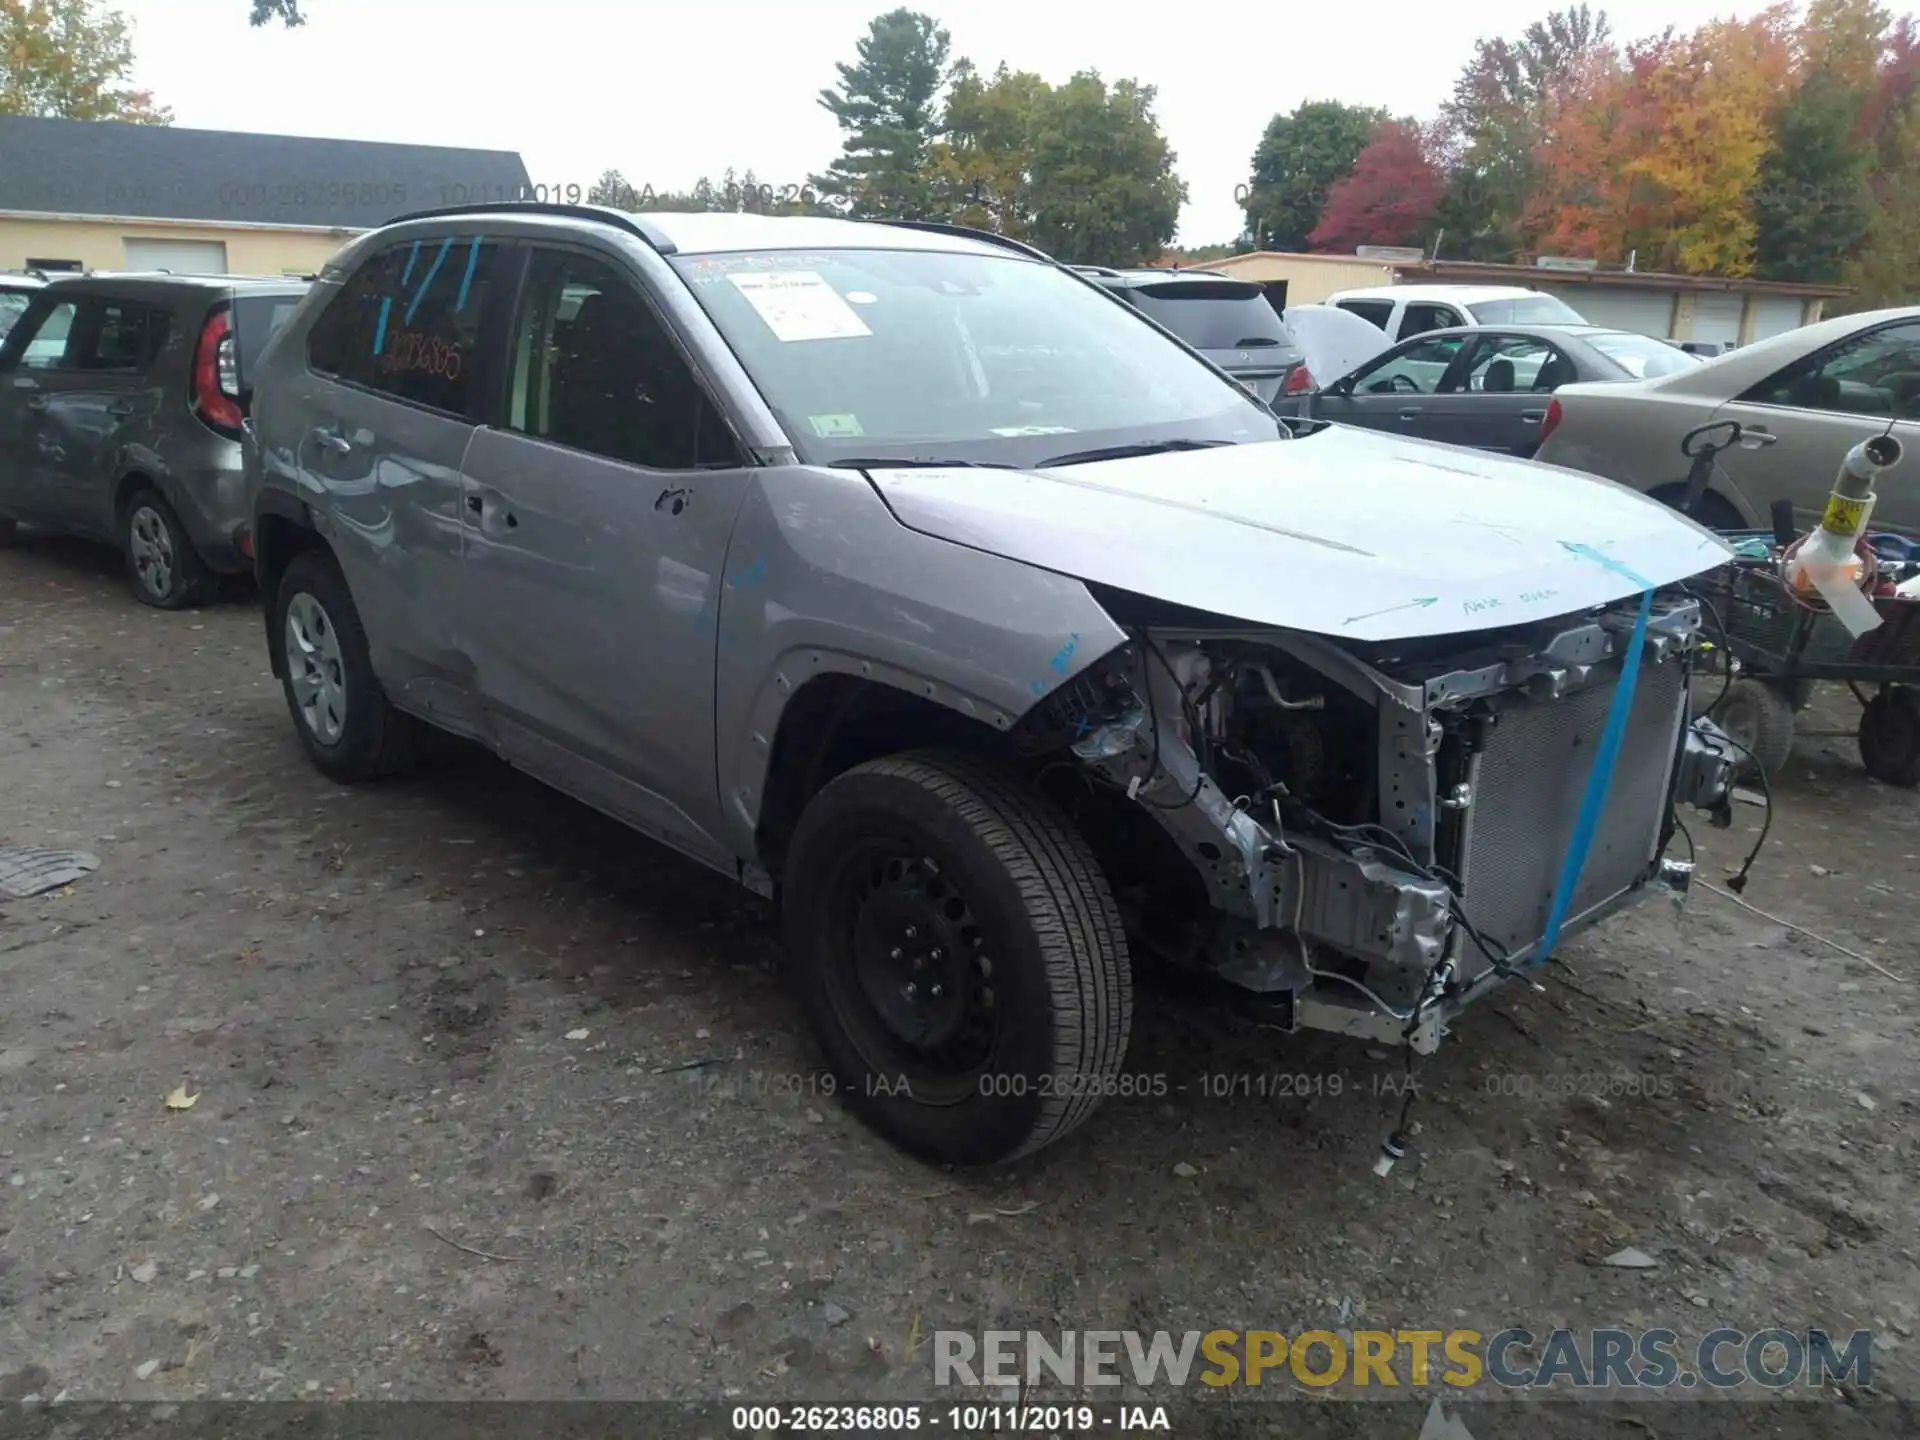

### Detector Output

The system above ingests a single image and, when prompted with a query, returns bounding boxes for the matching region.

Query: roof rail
[379,200,678,254]
[878,219,1058,263]
[1070,263,1125,277]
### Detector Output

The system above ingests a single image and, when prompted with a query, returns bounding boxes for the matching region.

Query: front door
[457,243,753,865]
[1709,318,1920,534]
[1312,332,1469,442]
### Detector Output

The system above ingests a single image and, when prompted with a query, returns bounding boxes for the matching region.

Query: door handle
[107,399,137,417]
[1398,409,1422,421]
[654,485,691,515]
[1521,410,1545,424]
[25,396,48,412]
[310,427,352,455]
[466,491,517,529]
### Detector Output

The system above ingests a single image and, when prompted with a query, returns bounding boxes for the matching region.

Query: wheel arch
[743,661,1024,882]
[252,490,329,679]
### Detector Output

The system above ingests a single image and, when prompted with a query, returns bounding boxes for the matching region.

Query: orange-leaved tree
[1526,39,1665,264]
[1625,5,1797,274]
[0,0,170,122]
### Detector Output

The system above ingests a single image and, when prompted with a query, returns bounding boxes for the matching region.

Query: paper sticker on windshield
[990,425,1077,437]
[729,271,871,342]
[809,413,865,438]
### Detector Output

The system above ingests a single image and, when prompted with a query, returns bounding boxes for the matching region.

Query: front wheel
[782,751,1132,1165]
[272,549,420,782]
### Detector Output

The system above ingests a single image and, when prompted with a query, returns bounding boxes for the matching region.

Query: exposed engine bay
[1015,590,1741,1053]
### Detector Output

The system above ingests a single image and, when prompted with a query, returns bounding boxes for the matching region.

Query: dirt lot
[1,530,1915,1420]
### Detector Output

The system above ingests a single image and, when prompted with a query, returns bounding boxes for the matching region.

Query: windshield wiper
[828,456,1023,471]
[1037,438,1235,468]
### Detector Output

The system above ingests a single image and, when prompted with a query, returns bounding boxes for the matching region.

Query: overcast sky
[126,0,1776,245]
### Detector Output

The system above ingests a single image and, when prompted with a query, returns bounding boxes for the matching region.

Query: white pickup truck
[1325,284,1588,342]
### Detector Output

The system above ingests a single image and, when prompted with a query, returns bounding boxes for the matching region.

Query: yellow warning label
[1820,495,1869,536]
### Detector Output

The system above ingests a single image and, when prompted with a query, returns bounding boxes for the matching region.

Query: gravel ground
[1,530,1915,1424]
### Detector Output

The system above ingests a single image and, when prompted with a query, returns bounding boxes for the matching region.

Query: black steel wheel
[782,750,1131,1165]
[1859,685,1920,788]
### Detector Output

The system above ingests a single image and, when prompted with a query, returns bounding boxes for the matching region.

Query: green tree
[1240,100,1386,251]
[925,60,1050,237]
[1,0,171,121]
[810,8,950,220]
[1751,67,1874,283]
[248,0,301,22]
[1026,73,1185,266]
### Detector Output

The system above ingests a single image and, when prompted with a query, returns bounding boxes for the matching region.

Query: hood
[865,426,1734,642]
[1283,305,1393,387]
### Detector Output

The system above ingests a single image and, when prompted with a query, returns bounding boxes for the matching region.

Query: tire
[1858,685,1920,788]
[1714,677,1796,777]
[1650,483,1744,531]
[782,750,1132,1166]
[272,548,420,782]
[121,487,210,609]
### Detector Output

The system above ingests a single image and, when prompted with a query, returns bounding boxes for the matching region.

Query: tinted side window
[1337,300,1394,330]
[1401,303,1462,337]
[507,248,737,470]
[307,236,501,417]
[69,301,170,373]
[1457,334,1558,393]
[11,300,79,369]
[1740,321,1920,419]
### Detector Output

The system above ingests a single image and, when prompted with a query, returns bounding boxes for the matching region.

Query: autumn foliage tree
[1306,121,1447,252]
[1,0,171,122]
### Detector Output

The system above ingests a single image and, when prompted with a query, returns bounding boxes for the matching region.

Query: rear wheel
[122,488,209,609]
[782,751,1132,1165]
[1858,686,1920,787]
[272,549,420,782]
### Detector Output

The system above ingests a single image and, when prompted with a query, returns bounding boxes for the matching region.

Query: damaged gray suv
[244,203,1740,1164]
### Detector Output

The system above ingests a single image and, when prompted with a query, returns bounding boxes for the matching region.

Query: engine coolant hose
[1534,551,1657,966]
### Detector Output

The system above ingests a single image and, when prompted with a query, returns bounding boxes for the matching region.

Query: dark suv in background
[0,271,309,607]
[1080,267,1305,404]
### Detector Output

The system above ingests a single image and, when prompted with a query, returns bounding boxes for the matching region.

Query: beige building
[1197,250,1849,341]
[0,115,531,277]
[1184,251,1398,303]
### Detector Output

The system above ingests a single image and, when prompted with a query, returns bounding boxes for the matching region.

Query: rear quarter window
[232,293,304,383]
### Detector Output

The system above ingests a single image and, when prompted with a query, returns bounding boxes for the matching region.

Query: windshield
[1586,331,1702,379]
[1465,295,1586,326]
[1126,282,1294,353]
[671,248,1282,467]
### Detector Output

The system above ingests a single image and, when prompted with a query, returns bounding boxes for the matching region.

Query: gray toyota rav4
[244,202,1740,1165]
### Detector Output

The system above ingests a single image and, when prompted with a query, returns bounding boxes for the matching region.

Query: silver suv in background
[1082,266,1307,403]
[0,271,309,606]
[243,204,1737,1166]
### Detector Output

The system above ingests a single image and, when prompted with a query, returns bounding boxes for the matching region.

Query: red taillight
[1540,397,1564,443]
[193,306,243,433]
[1282,365,1316,396]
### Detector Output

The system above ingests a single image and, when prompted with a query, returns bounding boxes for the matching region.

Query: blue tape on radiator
[1535,545,1657,965]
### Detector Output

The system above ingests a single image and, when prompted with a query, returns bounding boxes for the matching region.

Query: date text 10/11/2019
[434,182,851,211]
